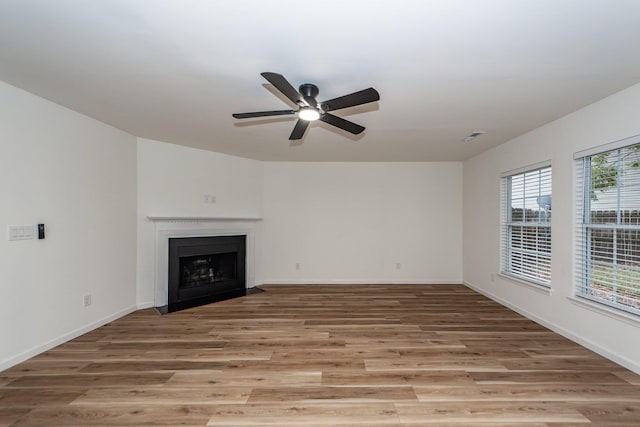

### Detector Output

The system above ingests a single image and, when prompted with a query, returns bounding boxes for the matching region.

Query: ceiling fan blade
[319,113,365,135]
[289,119,310,140]
[261,72,304,106]
[321,87,380,112]
[232,110,295,119]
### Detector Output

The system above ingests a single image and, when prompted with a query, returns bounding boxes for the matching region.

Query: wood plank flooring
[1,284,639,426]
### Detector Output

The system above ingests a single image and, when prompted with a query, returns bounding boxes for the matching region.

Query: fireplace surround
[148,216,260,313]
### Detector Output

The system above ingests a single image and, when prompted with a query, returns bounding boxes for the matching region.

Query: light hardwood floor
[1,284,639,426]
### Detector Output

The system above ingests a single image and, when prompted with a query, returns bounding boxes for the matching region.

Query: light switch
[8,225,35,241]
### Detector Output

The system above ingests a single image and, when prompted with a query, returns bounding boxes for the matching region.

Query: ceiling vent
[463,131,484,142]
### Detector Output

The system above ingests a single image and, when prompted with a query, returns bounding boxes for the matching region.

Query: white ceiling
[1,0,640,161]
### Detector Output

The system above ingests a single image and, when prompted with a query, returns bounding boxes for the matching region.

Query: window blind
[575,142,640,316]
[501,165,552,286]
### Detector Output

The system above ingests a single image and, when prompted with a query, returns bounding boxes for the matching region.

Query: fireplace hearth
[164,235,247,313]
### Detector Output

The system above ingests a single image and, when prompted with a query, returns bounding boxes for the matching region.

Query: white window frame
[574,135,640,318]
[500,161,552,288]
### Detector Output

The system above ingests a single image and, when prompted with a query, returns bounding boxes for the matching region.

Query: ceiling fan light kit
[298,107,320,121]
[233,72,379,142]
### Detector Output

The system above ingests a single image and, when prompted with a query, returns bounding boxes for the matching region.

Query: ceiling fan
[232,72,380,142]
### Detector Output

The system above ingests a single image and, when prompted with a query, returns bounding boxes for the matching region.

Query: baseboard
[136,301,154,310]
[260,279,462,285]
[0,304,138,372]
[463,280,640,375]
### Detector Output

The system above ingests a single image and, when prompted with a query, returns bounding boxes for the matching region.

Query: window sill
[568,295,640,327]
[497,273,552,295]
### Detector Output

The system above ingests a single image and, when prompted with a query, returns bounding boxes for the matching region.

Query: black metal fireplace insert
[163,235,247,313]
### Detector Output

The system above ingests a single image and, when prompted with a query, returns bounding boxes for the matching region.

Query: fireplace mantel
[147,216,262,222]
[149,216,261,307]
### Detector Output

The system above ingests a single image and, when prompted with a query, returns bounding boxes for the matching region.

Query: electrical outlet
[203,194,217,204]
[295,263,300,270]
[396,262,401,270]
[83,294,92,307]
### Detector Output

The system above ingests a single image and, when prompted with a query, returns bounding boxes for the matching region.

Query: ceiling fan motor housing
[299,83,319,99]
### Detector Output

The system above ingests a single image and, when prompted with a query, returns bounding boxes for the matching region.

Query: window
[575,138,640,316]
[501,163,552,286]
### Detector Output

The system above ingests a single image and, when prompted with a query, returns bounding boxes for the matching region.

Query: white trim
[136,301,155,310]
[499,159,552,178]
[260,279,462,285]
[497,272,552,295]
[147,216,261,222]
[573,133,640,159]
[568,295,640,327]
[464,280,640,375]
[0,304,138,372]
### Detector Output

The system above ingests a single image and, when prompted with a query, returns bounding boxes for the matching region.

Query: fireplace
[166,235,246,313]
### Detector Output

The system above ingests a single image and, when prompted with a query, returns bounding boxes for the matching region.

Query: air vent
[463,131,485,142]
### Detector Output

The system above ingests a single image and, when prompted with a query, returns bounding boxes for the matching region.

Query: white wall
[0,81,137,370]
[6,71,637,375]
[136,138,263,306]
[463,82,640,373]
[262,162,463,284]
